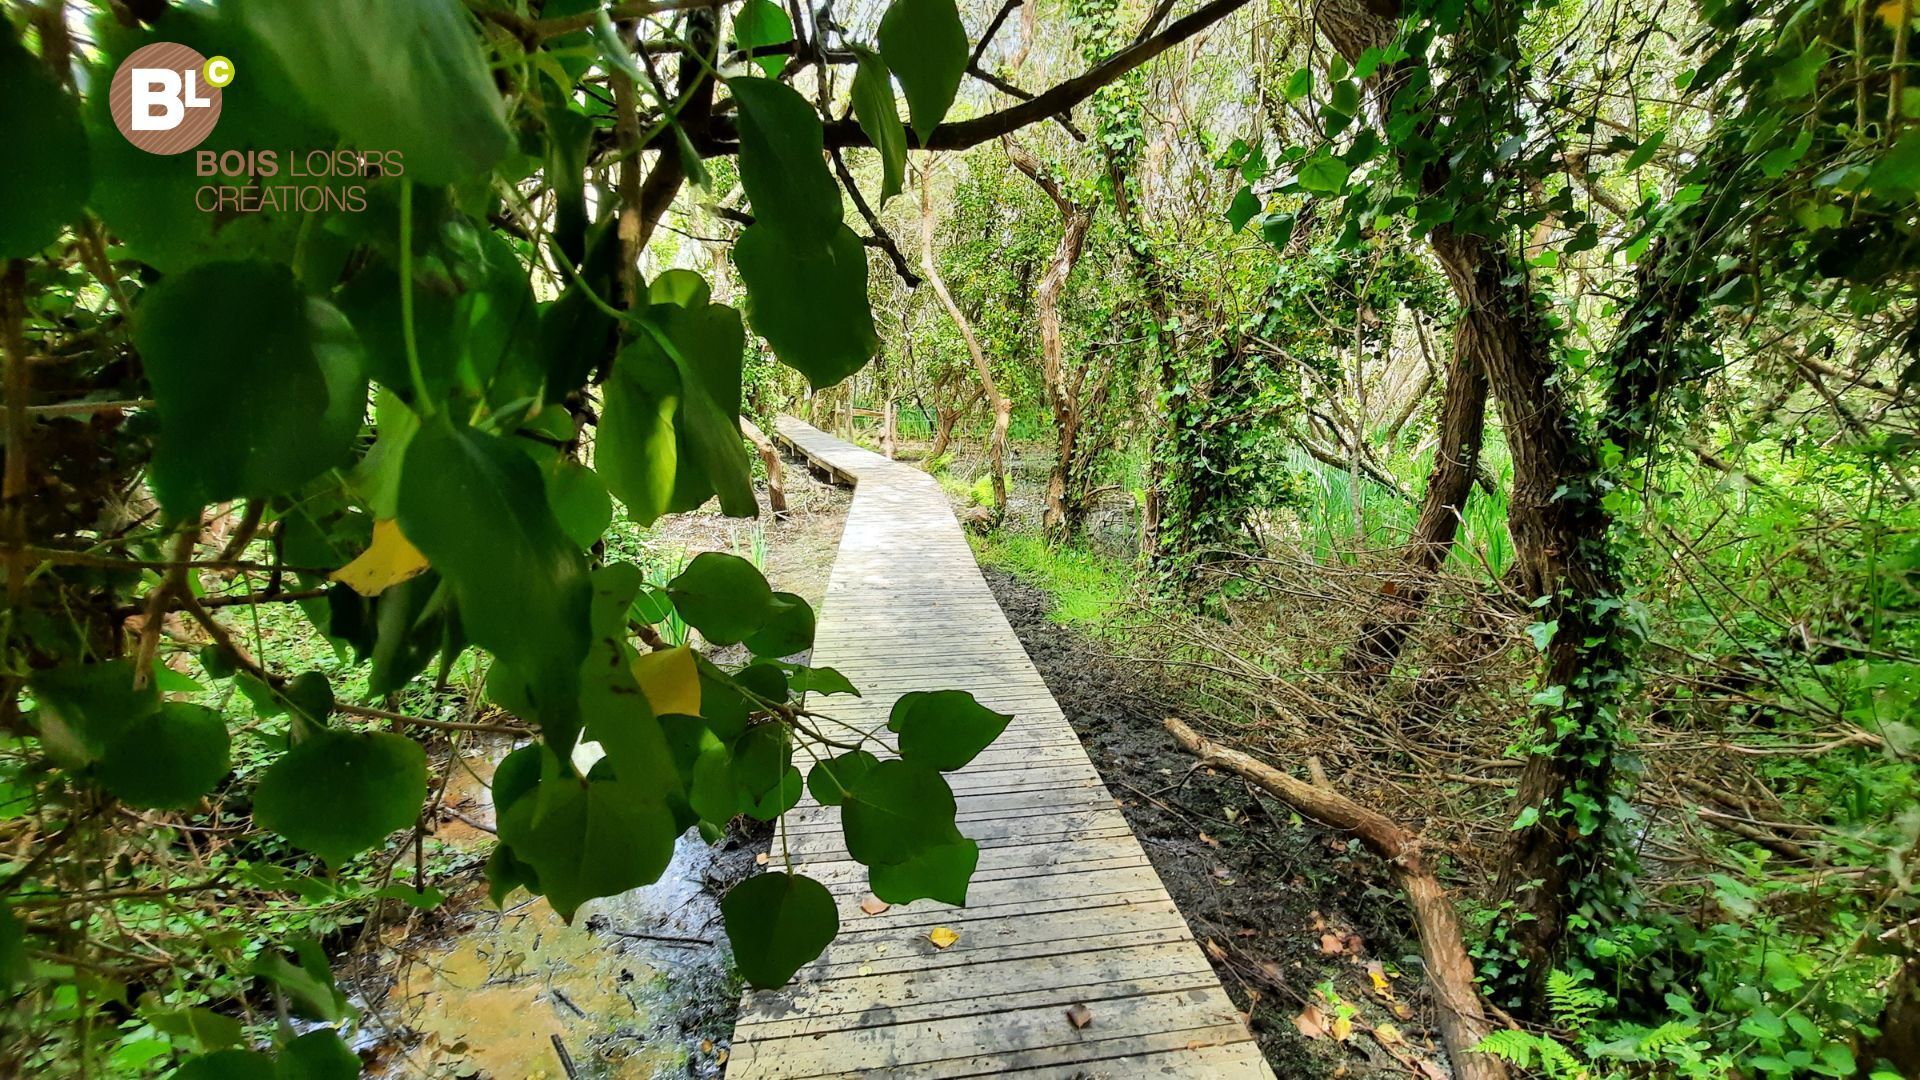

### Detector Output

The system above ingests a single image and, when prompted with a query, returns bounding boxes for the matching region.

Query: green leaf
[398,415,592,722]
[736,223,879,389]
[633,303,756,517]
[497,776,676,920]
[1260,211,1297,249]
[870,837,978,905]
[1284,67,1313,100]
[274,1030,360,1080]
[28,658,158,769]
[805,749,879,807]
[730,77,841,242]
[95,703,232,810]
[235,0,511,186]
[544,457,612,550]
[786,664,861,698]
[1510,805,1541,830]
[1621,128,1665,173]
[254,730,428,865]
[733,0,794,79]
[650,269,712,308]
[250,937,353,1022]
[137,262,368,516]
[143,1005,245,1052]
[745,592,816,658]
[889,690,1010,771]
[596,345,681,525]
[1297,153,1351,194]
[667,552,774,645]
[878,0,968,145]
[842,758,963,866]
[169,1050,275,1080]
[484,841,540,907]
[1867,130,1920,195]
[849,47,907,206]
[721,872,838,988]
[1226,186,1260,233]
[0,24,89,258]
[334,262,463,405]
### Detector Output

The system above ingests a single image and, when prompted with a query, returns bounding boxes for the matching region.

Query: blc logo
[109,42,232,154]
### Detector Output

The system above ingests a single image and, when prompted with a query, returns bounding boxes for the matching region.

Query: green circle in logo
[202,55,235,88]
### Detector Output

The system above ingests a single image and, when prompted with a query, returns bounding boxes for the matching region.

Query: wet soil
[983,567,1448,1079]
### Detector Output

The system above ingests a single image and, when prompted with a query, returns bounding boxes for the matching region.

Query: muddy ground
[983,566,1455,1079]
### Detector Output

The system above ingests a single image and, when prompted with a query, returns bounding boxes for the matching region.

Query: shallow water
[370,752,740,1079]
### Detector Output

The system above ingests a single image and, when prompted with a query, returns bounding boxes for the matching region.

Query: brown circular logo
[109,42,224,155]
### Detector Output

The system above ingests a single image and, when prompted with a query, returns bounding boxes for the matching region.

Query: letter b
[131,69,183,131]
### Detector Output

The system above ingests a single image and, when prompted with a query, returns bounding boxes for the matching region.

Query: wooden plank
[727,419,1270,1079]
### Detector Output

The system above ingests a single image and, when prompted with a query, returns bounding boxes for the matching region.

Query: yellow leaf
[1878,0,1909,29]
[330,519,429,597]
[632,645,700,717]
[1330,1015,1353,1042]
[928,926,959,949]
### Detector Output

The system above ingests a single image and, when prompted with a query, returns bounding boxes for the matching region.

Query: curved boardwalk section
[726,418,1272,1079]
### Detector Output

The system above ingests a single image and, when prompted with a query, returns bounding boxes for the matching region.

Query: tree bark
[919,163,1011,517]
[1164,718,1508,1080]
[880,397,897,459]
[740,418,786,515]
[1318,0,1625,1003]
[1005,139,1095,537]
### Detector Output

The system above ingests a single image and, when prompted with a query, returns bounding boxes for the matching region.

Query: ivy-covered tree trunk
[1319,0,1626,1003]
[1006,140,1096,537]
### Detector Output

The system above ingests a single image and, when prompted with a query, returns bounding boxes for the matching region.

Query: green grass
[974,531,1132,629]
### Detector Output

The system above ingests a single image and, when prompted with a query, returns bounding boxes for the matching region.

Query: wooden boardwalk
[726,418,1272,1079]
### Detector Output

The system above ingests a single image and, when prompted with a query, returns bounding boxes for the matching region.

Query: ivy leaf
[637,305,756,516]
[878,0,968,146]
[543,457,612,550]
[732,0,793,79]
[0,24,89,258]
[842,759,964,866]
[889,690,1010,771]
[849,46,908,206]
[870,837,978,906]
[236,0,511,186]
[667,552,774,645]
[497,777,676,921]
[805,749,879,807]
[254,730,428,866]
[745,592,816,658]
[722,872,838,989]
[596,344,681,526]
[137,262,368,517]
[735,223,879,390]
[1261,211,1298,249]
[1284,67,1313,101]
[94,703,232,810]
[398,415,592,724]
[273,1030,361,1080]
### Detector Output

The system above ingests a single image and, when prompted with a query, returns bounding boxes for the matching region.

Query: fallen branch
[1163,717,1508,1080]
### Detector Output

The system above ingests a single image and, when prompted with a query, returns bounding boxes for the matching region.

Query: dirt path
[982,567,1445,1079]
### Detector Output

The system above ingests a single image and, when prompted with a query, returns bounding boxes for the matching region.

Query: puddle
[369,748,748,1080]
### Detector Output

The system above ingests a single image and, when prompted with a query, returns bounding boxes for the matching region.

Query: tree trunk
[880,397,897,459]
[920,161,1010,517]
[1318,0,1625,1004]
[1165,719,1508,1080]
[739,417,787,515]
[1005,139,1095,537]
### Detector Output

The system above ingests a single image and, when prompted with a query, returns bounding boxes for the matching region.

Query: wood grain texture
[726,419,1272,1079]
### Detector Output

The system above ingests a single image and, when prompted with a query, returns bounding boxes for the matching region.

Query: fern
[1545,969,1611,1035]
[1472,1029,1593,1080]
[1636,1020,1701,1055]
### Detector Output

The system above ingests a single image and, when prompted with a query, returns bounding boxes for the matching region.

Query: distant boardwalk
[726,418,1273,1079]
